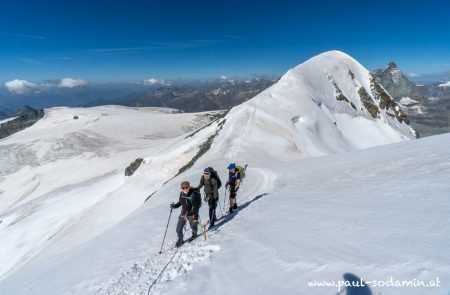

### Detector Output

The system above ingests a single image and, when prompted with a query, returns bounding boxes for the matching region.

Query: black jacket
[172,187,201,217]
[227,171,241,186]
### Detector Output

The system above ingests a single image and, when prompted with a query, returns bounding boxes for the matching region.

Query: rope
[146,246,179,295]
[146,224,189,294]
[223,188,228,213]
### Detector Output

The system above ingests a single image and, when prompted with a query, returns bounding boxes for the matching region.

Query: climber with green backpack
[225,163,246,214]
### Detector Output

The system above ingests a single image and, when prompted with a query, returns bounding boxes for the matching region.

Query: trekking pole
[198,217,207,241]
[223,188,227,212]
[202,219,207,241]
[218,195,224,217]
[202,222,207,240]
[159,207,173,254]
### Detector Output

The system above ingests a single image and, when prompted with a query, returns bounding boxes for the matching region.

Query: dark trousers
[176,215,198,240]
[208,198,218,225]
[229,185,238,199]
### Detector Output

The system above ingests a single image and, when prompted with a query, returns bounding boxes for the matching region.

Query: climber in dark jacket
[226,163,241,214]
[195,167,219,228]
[170,181,201,247]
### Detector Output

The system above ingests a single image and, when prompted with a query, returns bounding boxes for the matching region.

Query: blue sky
[0,0,449,83]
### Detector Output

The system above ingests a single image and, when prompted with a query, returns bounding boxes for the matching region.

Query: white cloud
[143,78,172,86]
[144,78,159,85]
[59,78,88,88]
[438,81,450,87]
[4,79,39,94]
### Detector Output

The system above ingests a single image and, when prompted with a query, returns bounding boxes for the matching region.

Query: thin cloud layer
[4,78,89,93]
[4,79,39,94]
[59,78,88,88]
[143,78,172,86]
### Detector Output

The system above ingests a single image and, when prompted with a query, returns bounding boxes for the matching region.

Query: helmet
[204,167,213,174]
[227,163,236,170]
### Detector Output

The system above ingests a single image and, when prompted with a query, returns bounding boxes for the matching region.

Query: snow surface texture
[1,51,448,295]
[0,106,222,279]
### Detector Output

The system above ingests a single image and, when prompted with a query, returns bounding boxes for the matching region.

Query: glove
[170,203,175,209]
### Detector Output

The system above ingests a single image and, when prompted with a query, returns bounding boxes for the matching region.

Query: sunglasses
[181,186,189,190]
[204,172,211,175]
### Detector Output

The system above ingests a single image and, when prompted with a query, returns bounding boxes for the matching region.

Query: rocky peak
[387,61,398,70]
[371,62,424,102]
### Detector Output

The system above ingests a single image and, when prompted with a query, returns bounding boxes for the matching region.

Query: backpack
[191,189,202,209]
[207,167,222,189]
[236,164,247,180]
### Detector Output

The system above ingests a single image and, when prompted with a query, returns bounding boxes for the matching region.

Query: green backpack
[236,164,247,181]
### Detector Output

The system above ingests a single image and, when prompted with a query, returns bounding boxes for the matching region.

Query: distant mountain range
[1,64,449,137]
[0,77,276,116]
[93,77,276,112]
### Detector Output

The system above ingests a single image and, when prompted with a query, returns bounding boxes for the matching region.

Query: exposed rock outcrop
[0,108,45,139]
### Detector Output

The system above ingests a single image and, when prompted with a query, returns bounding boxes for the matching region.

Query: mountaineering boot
[189,232,197,242]
[175,238,183,247]
[229,207,233,214]
[233,203,237,209]
[208,218,215,229]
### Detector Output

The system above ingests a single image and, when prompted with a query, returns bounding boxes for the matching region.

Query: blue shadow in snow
[211,193,268,230]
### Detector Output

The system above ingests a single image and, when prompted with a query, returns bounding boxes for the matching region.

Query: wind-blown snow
[1,51,446,295]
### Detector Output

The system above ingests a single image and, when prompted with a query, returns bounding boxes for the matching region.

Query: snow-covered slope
[1,51,446,295]
[1,131,448,295]
[0,105,223,279]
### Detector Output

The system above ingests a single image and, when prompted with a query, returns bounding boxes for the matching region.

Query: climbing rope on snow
[146,225,189,295]
[146,246,180,295]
